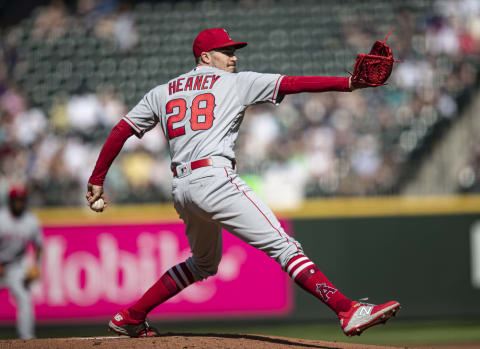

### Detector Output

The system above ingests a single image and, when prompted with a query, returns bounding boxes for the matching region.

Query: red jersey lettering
[201,75,211,89]
[194,76,204,90]
[184,77,193,91]
[210,75,221,88]
[168,81,176,95]
[176,78,185,92]
[166,99,187,139]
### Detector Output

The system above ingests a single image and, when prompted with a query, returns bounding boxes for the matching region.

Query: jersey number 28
[166,93,215,139]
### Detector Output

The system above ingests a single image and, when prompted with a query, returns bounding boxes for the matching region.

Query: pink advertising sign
[0,222,293,322]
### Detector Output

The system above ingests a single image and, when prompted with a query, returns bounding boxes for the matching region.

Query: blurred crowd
[1,0,480,207]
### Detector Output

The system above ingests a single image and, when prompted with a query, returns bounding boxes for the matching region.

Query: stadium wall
[2,196,478,324]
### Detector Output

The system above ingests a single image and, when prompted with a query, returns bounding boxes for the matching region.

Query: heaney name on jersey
[169,74,221,95]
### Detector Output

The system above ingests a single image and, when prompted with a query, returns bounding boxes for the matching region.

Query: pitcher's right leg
[109,203,223,337]
[109,259,195,337]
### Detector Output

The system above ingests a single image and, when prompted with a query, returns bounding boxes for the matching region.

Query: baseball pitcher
[0,186,43,339]
[86,28,400,337]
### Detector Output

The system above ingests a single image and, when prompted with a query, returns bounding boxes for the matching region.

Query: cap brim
[215,41,248,50]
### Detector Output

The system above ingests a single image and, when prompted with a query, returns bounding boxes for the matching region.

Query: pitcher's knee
[186,256,221,281]
[277,241,304,269]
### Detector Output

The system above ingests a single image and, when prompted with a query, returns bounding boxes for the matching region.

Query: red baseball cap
[193,28,247,58]
[8,185,28,199]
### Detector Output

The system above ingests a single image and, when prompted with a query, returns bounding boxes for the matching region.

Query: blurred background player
[0,186,43,339]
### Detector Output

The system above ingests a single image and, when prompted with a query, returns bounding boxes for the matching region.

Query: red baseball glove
[350,28,402,89]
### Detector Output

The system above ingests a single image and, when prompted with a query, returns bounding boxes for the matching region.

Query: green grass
[1,319,480,346]
[209,320,480,346]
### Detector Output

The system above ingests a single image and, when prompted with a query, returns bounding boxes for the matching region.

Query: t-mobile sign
[0,222,293,322]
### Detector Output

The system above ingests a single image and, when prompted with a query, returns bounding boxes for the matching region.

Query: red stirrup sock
[285,255,353,314]
[128,261,195,320]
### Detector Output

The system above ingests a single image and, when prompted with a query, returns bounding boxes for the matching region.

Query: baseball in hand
[91,198,105,212]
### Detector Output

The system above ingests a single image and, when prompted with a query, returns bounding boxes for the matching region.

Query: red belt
[172,158,213,177]
[172,158,235,177]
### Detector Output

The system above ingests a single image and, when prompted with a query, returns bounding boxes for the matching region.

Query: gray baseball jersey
[123,66,302,281]
[123,66,284,166]
[0,207,42,339]
[0,208,42,265]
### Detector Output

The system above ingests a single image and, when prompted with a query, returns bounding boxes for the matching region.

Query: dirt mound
[0,333,405,349]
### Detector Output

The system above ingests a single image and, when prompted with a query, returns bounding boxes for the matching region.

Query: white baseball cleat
[338,299,400,336]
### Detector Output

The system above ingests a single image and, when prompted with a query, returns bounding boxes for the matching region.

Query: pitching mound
[0,333,406,349]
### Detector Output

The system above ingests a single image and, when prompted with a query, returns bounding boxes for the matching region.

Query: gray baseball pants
[0,259,35,339]
[172,156,303,281]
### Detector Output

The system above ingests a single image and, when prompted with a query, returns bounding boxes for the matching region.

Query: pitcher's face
[209,47,238,73]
